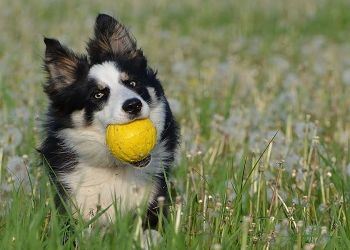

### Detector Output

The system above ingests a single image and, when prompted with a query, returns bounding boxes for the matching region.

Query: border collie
[40,14,179,227]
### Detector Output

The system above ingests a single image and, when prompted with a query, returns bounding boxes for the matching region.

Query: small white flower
[346,163,350,176]
[342,69,350,86]
[171,60,192,76]
[2,127,23,152]
[6,156,30,189]
[168,98,182,115]
[13,107,30,123]
[270,55,290,72]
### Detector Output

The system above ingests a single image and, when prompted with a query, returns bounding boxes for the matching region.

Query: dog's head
[43,14,170,169]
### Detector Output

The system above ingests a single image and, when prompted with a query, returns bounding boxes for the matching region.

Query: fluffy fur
[40,14,179,227]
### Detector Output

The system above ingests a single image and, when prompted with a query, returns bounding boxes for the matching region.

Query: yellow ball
[105,119,157,163]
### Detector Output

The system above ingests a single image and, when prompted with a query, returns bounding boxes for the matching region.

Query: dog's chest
[61,164,156,223]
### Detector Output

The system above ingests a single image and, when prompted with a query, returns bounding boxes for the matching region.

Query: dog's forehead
[89,61,128,87]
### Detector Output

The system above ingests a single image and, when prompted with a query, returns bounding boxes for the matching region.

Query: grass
[1,0,350,249]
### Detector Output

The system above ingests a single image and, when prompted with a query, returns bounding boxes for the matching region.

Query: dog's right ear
[43,37,88,97]
[87,14,137,64]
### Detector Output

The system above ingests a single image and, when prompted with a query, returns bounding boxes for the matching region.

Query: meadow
[1,0,350,249]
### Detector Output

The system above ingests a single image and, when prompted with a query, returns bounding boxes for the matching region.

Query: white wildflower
[2,127,23,152]
[342,68,350,86]
[168,98,182,115]
[6,156,30,190]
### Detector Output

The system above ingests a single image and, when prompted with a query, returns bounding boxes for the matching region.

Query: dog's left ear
[87,14,137,63]
[43,37,88,97]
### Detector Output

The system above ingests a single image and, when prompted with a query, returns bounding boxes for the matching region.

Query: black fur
[40,14,179,228]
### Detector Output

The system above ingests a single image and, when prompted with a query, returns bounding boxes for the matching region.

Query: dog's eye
[122,80,137,88]
[94,92,104,99]
[129,81,137,87]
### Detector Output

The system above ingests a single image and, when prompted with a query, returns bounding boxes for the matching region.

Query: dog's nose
[122,98,142,115]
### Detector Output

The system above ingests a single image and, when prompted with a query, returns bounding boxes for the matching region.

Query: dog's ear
[87,14,137,63]
[43,37,88,96]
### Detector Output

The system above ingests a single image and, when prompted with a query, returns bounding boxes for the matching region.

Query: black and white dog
[40,14,179,227]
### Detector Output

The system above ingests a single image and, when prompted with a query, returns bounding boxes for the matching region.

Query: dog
[40,14,179,228]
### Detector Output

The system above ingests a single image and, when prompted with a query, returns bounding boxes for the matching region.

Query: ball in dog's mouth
[131,155,152,168]
[105,119,157,166]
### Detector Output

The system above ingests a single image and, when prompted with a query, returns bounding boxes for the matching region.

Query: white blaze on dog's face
[88,61,151,127]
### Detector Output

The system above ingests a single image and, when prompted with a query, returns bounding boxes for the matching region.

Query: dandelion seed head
[168,98,182,115]
[2,127,23,152]
[6,156,30,190]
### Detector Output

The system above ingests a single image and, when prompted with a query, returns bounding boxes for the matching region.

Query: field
[1,0,350,249]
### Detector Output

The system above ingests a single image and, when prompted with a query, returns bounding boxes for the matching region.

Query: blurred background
[1,0,350,248]
[1,0,349,172]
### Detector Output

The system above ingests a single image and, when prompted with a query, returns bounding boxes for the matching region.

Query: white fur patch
[149,98,166,141]
[71,110,85,127]
[61,162,155,224]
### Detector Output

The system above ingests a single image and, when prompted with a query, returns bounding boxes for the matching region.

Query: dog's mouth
[130,155,151,168]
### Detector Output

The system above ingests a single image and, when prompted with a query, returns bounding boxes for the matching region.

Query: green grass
[1,0,350,249]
